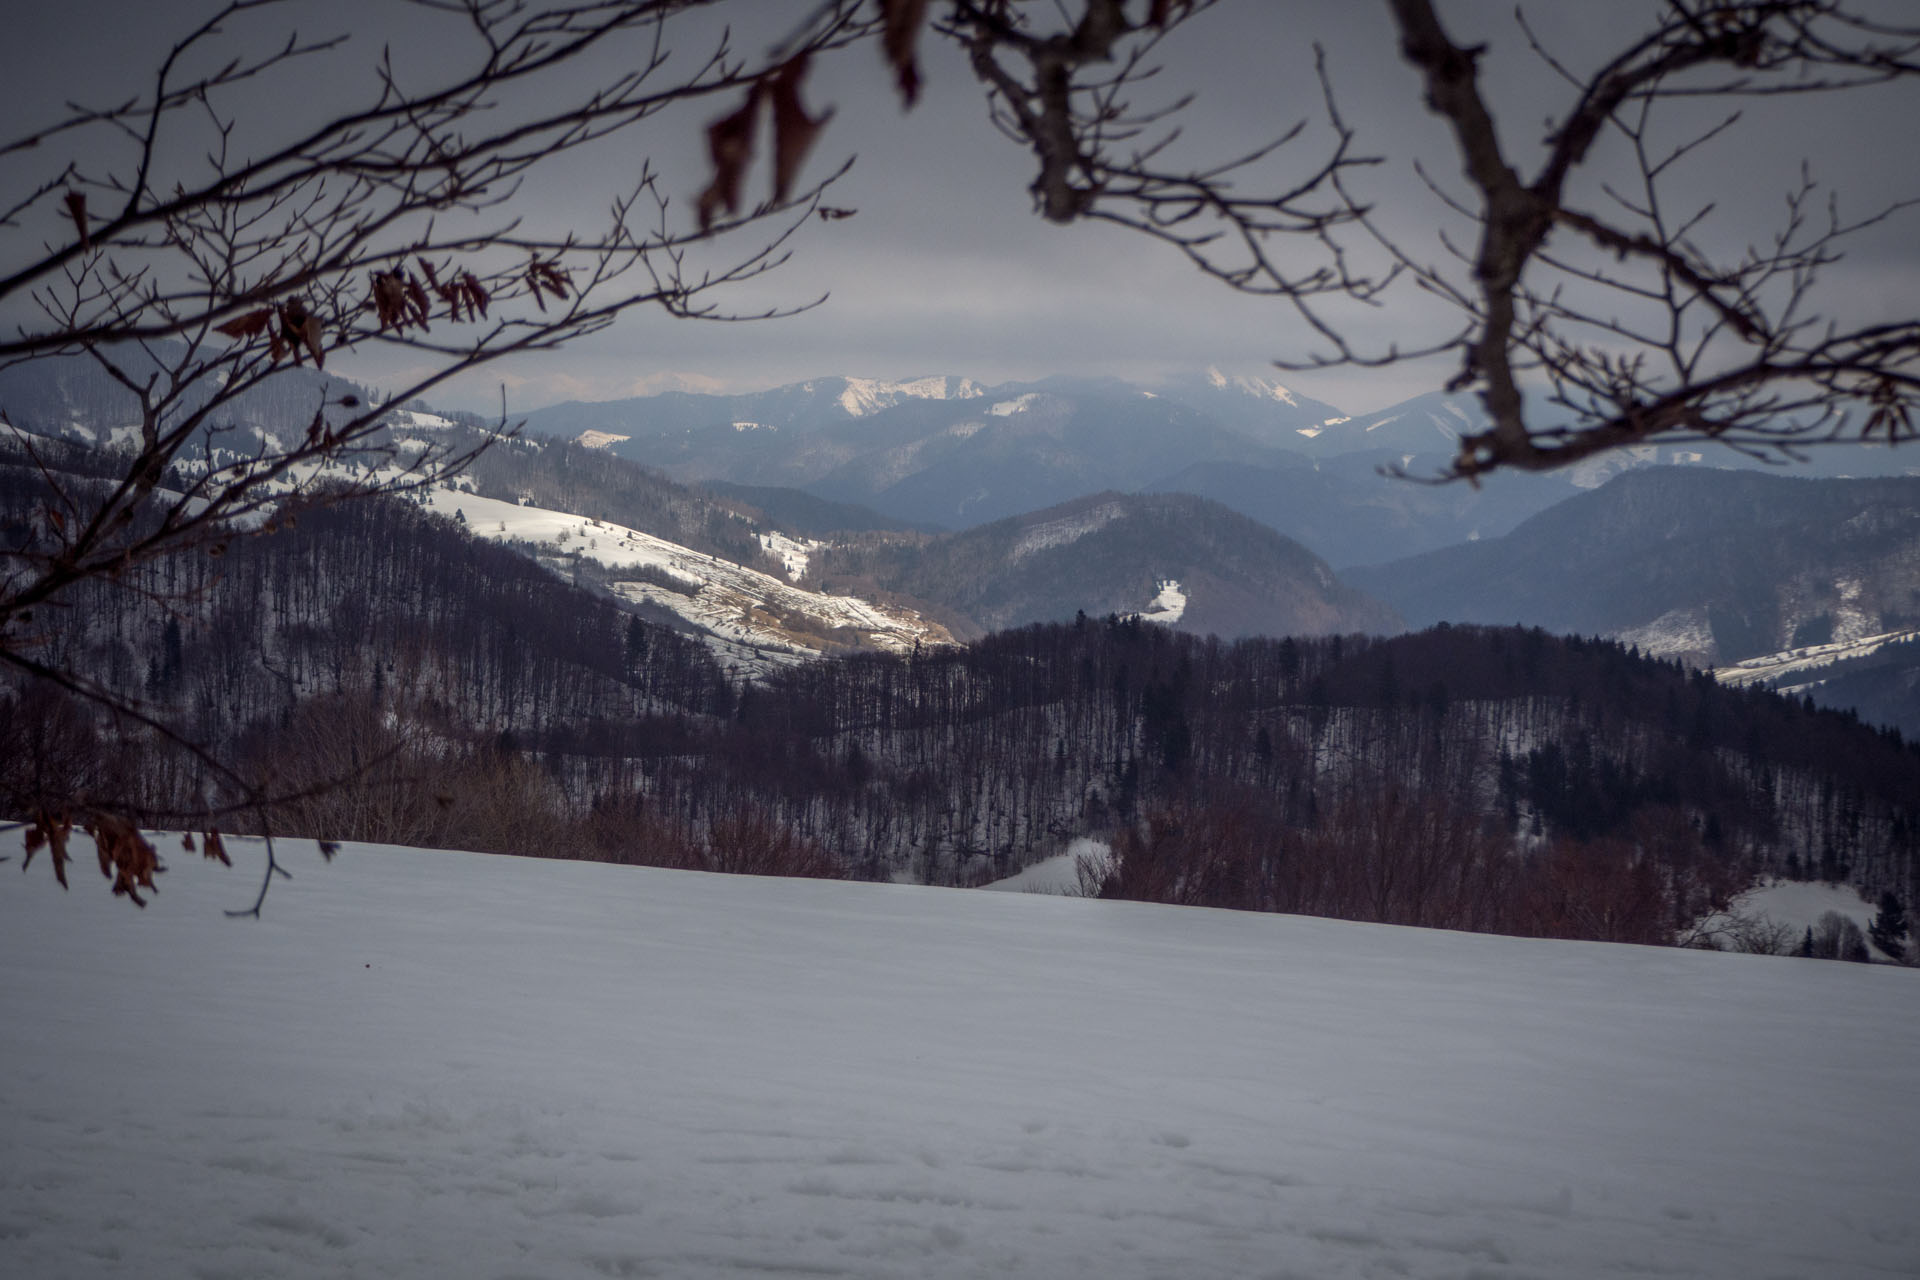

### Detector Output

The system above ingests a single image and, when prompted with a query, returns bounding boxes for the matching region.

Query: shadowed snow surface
[2,832,1917,1279]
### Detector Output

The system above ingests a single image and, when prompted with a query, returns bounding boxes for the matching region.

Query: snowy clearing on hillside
[988,393,1045,416]
[1134,578,1188,626]
[387,408,456,430]
[1702,878,1883,939]
[577,430,632,449]
[981,838,1110,894]
[1713,627,1920,690]
[1617,606,1718,663]
[1009,501,1127,561]
[422,489,950,659]
[3,831,1917,1280]
[757,530,820,582]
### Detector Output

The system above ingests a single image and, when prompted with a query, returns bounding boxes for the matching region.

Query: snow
[1567,445,1659,490]
[1297,415,1353,442]
[1134,578,1188,626]
[423,489,952,658]
[4,830,1917,1280]
[1202,365,1299,406]
[757,529,819,582]
[1009,500,1127,561]
[1616,606,1718,664]
[388,408,456,430]
[577,430,632,449]
[987,394,1045,416]
[1712,879,1882,938]
[1712,626,1920,690]
[834,376,983,417]
[981,838,1110,895]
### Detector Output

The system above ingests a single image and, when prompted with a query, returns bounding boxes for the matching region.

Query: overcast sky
[7,1,1917,416]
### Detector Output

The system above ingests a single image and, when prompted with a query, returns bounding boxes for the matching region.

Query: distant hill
[1143,452,1583,568]
[811,491,1401,640]
[1346,468,1920,666]
[696,480,939,537]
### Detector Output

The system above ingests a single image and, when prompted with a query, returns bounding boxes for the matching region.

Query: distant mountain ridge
[515,370,1587,566]
[809,490,1401,640]
[1346,468,1920,667]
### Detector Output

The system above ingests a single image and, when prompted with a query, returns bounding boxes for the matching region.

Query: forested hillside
[807,492,1400,639]
[7,461,1915,946]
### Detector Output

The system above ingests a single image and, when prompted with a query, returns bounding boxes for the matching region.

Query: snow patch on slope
[1712,627,1920,690]
[1616,607,1717,664]
[982,837,1111,894]
[758,529,819,582]
[1133,578,1188,626]
[1204,365,1299,406]
[988,393,1045,416]
[577,430,631,450]
[387,407,456,430]
[1699,879,1881,941]
[425,489,951,660]
[1010,500,1127,561]
[835,375,984,417]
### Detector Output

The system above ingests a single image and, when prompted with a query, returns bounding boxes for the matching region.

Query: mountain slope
[1143,454,1582,568]
[812,491,1401,639]
[425,488,955,665]
[1346,468,1920,664]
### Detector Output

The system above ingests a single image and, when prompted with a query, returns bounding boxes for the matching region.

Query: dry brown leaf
[370,271,409,331]
[1148,0,1190,27]
[879,0,929,106]
[300,314,325,368]
[64,189,90,250]
[462,273,489,319]
[204,829,231,866]
[23,813,74,891]
[85,815,164,908]
[277,299,311,365]
[697,86,764,231]
[769,54,833,204]
[214,308,273,340]
[404,275,431,329]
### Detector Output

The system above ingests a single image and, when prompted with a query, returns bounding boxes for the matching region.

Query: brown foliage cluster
[22,811,231,908]
[1087,788,1739,947]
[696,53,834,231]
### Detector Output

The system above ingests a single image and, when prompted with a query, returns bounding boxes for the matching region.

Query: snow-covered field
[4,831,1917,1280]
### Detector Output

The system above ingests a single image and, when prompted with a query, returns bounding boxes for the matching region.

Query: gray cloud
[8,1,1915,418]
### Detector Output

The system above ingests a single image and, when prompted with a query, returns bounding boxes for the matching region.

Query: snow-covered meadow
[3,831,1917,1280]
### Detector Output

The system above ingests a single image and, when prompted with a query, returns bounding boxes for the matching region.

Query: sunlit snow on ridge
[1713,626,1920,690]
[833,375,984,417]
[1203,364,1299,406]
[424,489,950,661]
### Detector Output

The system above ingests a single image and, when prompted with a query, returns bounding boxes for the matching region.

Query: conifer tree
[1869,893,1910,962]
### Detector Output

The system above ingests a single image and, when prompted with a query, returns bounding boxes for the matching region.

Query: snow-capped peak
[835,376,985,417]
[1202,365,1300,407]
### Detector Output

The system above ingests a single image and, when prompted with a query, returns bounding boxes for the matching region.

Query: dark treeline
[6,488,1918,946]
